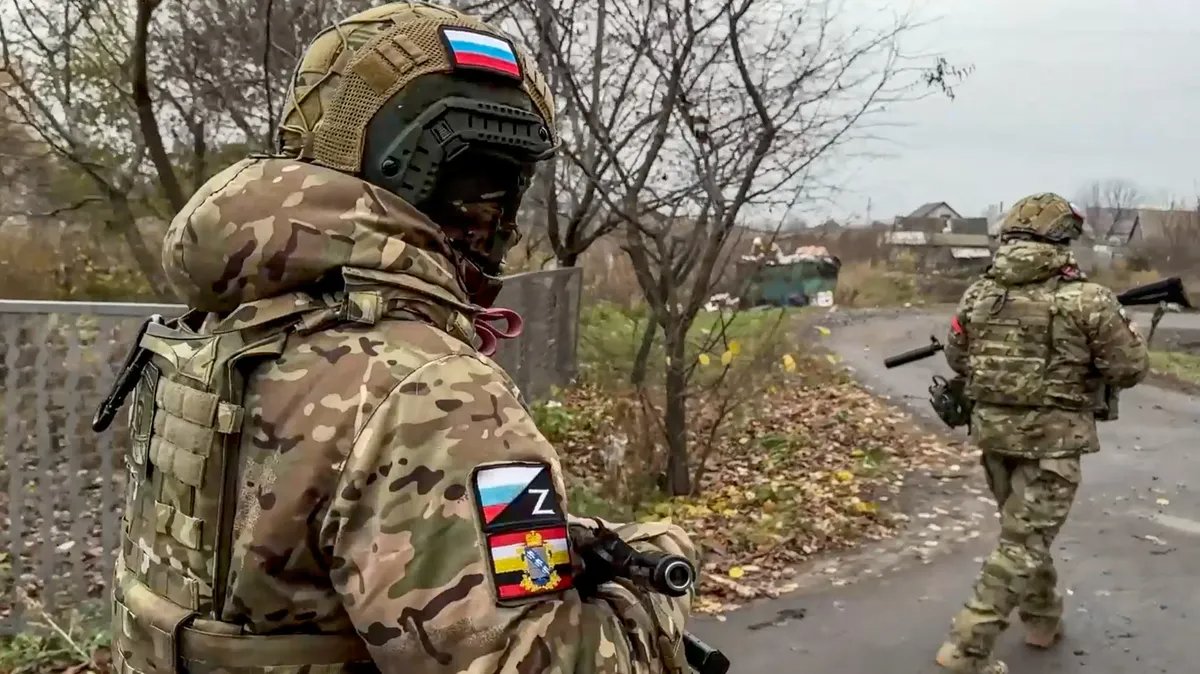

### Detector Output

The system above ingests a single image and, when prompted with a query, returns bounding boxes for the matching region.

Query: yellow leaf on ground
[815,326,831,336]
[782,354,797,372]
[728,566,745,579]
[855,501,879,514]
[834,470,854,482]
[721,350,734,366]
[825,353,840,364]
[698,353,711,366]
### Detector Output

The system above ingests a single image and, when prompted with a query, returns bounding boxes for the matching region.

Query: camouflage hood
[986,240,1076,287]
[162,157,469,313]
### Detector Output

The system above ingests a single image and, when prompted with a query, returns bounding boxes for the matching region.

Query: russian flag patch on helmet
[441,27,522,80]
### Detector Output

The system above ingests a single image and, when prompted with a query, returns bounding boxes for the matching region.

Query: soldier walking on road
[934,193,1150,674]
[100,4,695,673]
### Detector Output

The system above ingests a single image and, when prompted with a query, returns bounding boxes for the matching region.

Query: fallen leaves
[551,356,971,614]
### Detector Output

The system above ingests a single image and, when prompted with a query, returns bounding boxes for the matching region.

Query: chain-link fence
[0,267,580,633]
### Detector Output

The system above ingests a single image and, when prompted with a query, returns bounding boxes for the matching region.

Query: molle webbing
[964,277,1091,410]
[114,309,382,672]
[122,342,248,615]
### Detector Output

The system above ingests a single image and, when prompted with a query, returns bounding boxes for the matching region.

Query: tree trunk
[558,249,579,268]
[630,312,658,386]
[133,0,186,213]
[663,325,690,495]
[109,194,172,299]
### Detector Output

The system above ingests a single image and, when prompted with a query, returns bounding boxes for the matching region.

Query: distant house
[907,202,962,220]
[1085,207,1141,247]
[1078,207,1200,264]
[886,201,992,272]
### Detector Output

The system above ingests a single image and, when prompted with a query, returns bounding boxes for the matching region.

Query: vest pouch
[114,571,374,673]
[965,285,1055,407]
[112,569,197,673]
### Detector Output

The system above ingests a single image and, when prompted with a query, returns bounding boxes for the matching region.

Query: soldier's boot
[1022,617,1063,649]
[935,642,1008,674]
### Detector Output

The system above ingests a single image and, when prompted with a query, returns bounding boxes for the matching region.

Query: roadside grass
[0,596,110,674]
[1150,350,1200,389]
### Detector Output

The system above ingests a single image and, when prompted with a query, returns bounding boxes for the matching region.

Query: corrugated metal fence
[0,267,580,633]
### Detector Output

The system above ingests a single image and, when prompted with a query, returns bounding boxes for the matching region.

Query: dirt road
[690,310,1200,673]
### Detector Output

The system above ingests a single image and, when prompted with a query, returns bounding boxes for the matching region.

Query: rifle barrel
[884,342,943,368]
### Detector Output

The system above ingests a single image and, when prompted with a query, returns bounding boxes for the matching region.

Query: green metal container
[738,257,841,307]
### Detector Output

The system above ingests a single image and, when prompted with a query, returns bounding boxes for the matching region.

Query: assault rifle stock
[570,526,730,674]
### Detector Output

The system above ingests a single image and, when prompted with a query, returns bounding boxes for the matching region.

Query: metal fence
[0,267,580,634]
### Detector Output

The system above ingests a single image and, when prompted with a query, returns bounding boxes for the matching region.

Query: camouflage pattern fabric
[944,240,1149,458]
[945,454,1080,665]
[112,155,696,673]
[996,192,1085,243]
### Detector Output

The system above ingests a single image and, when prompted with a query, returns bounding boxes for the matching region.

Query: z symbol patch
[471,462,574,603]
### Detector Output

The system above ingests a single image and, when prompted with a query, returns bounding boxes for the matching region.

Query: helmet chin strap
[455,251,504,307]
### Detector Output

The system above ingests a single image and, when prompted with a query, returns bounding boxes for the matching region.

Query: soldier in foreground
[934,193,1149,674]
[100,3,695,672]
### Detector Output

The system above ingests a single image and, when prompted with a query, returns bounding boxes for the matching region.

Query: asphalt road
[690,310,1200,674]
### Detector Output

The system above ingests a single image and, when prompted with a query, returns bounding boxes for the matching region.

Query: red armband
[950,315,964,335]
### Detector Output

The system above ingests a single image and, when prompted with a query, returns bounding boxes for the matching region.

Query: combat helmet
[997,193,1086,244]
[276,2,558,303]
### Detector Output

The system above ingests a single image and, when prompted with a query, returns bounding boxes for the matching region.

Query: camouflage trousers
[947,453,1081,657]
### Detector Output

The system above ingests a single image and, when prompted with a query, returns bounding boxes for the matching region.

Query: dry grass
[0,225,159,301]
[1088,262,1162,292]
[1150,351,1200,390]
[834,261,919,307]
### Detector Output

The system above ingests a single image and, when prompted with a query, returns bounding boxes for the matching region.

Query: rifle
[884,277,1192,369]
[882,336,970,428]
[570,526,730,674]
[882,277,1192,424]
[1115,276,1192,344]
[883,335,944,369]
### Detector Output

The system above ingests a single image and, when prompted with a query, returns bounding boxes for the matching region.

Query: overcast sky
[819,0,1200,222]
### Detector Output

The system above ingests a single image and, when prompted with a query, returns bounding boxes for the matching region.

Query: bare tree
[0,0,378,295]
[0,0,172,288]
[1076,178,1143,243]
[527,0,965,494]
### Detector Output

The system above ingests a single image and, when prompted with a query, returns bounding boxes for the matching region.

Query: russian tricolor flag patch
[441,27,522,80]
[470,462,574,602]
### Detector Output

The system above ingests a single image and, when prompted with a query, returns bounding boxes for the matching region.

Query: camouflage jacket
[148,157,695,673]
[943,240,1149,458]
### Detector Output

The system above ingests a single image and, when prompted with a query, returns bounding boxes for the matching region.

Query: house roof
[1134,208,1200,241]
[907,201,962,218]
